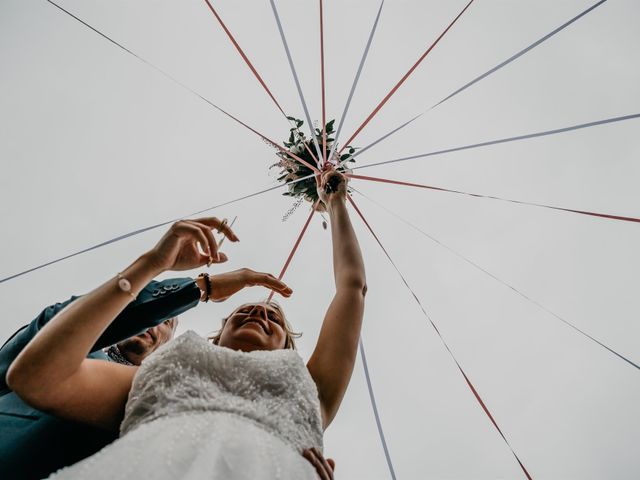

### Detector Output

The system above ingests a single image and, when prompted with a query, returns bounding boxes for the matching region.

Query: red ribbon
[340,0,475,154]
[268,205,317,301]
[348,173,640,224]
[202,0,287,117]
[348,194,533,480]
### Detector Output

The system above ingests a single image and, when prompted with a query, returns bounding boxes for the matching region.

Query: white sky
[1,1,639,478]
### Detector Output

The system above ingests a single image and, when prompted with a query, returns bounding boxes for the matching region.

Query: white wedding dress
[50,331,323,479]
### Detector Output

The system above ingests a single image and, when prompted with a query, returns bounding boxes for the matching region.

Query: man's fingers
[255,273,293,297]
[312,447,334,478]
[302,449,330,480]
[327,459,335,471]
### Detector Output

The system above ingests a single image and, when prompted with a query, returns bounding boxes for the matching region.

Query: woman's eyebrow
[236,305,281,320]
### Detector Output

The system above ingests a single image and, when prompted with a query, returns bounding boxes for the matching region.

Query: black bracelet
[198,273,212,302]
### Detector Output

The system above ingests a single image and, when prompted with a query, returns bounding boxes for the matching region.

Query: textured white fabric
[49,330,323,479]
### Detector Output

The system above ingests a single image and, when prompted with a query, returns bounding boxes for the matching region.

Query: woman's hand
[316,167,347,211]
[145,218,239,272]
[208,268,293,302]
[307,165,366,429]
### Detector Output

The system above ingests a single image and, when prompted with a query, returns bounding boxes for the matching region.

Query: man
[104,317,179,366]
[0,276,201,479]
[1,271,335,480]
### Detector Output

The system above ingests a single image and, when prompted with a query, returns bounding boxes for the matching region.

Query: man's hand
[207,268,293,302]
[303,448,335,480]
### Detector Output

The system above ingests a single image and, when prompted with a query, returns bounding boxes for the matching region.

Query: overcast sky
[1,1,639,478]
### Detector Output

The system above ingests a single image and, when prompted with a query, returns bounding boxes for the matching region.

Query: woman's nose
[249,304,267,319]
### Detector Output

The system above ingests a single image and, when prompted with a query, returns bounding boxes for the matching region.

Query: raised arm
[307,170,366,429]
[0,278,200,394]
[6,218,237,430]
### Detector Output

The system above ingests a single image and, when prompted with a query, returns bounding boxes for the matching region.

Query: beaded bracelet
[198,272,212,302]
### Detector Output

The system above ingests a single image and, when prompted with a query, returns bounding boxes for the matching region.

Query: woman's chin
[219,332,270,352]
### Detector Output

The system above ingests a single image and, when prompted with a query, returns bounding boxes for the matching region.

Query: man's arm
[0,278,200,393]
[93,278,200,348]
[5,218,235,429]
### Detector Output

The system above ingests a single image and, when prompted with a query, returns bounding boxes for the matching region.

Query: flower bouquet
[272,117,356,205]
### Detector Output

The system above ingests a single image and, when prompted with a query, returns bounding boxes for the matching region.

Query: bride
[7,170,365,479]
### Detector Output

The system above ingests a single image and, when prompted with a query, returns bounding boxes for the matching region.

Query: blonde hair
[209,300,301,350]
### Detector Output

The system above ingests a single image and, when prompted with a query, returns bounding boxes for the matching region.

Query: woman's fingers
[316,168,347,210]
[184,220,219,262]
[192,217,240,242]
[323,170,346,194]
[150,217,235,272]
[176,225,212,266]
[173,222,211,256]
[172,222,227,267]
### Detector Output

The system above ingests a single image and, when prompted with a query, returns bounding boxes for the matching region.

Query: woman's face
[218,303,288,352]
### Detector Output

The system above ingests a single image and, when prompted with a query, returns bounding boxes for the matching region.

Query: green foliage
[272,117,356,204]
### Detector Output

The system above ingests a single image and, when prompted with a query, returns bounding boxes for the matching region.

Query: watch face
[118,277,132,292]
